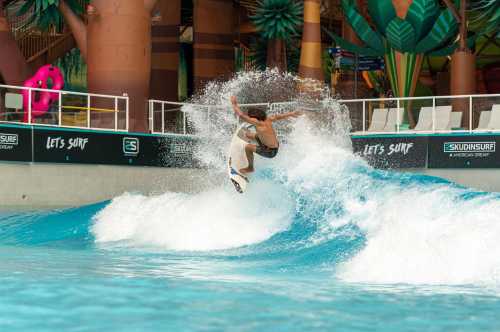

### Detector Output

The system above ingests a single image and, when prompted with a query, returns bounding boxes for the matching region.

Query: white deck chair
[413,107,433,131]
[447,112,463,130]
[367,108,388,132]
[477,111,491,130]
[486,105,500,130]
[382,108,404,132]
[434,105,452,130]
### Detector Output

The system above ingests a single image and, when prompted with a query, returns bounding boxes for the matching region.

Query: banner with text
[428,136,500,168]
[352,136,428,168]
[0,126,32,162]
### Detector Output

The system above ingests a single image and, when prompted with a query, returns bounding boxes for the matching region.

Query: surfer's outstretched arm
[230,96,260,125]
[269,111,303,122]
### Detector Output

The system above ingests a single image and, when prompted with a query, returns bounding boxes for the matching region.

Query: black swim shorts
[255,136,278,158]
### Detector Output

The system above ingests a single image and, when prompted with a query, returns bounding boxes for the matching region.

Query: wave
[3,70,500,287]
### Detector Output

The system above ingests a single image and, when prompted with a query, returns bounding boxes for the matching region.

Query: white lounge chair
[413,107,433,131]
[367,108,388,132]
[477,111,491,130]
[447,112,463,130]
[434,106,452,130]
[485,104,500,130]
[382,107,404,132]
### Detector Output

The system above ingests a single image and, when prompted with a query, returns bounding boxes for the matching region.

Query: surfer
[230,96,302,174]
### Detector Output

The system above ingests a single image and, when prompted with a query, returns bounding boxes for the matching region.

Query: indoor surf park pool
[2,72,500,331]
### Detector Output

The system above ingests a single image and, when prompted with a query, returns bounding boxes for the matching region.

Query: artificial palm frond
[251,0,303,40]
[468,0,500,34]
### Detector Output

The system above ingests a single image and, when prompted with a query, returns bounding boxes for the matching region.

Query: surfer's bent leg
[240,144,256,174]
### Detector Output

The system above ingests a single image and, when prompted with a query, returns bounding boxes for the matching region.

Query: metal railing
[0,84,129,132]
[340,93,500,135]
[148,100,298,136]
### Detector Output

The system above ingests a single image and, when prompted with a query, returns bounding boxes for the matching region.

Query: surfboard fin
[231,179,243,194]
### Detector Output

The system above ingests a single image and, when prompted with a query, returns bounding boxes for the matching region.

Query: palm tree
[252,0,303,72]
[298,0,323,81]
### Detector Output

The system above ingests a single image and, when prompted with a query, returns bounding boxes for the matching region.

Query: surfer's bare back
[230,96,302,174]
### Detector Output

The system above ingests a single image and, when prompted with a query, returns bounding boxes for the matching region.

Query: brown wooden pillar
[87,0,151,132]
[193,0,235,90]
[0,5,30,85]
[150,0,180,102]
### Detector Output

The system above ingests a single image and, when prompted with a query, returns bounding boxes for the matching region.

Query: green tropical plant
[251,0,303,72]
[323,0,490,125]
[54,47,86,89]
[468,0,500,34]
[15,0,86,30]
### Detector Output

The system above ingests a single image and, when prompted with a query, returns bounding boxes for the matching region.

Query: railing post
[87,94,91,128]
[161,102,165,134]
[28,87,32,124]
[58,91,62,126]
[124,94,129,132]
[396,98,400,133]
[148,100,153,133]
[432,97,436,132]
[362,101,366,133]
[114,98,118,131]
[469,96,473,133]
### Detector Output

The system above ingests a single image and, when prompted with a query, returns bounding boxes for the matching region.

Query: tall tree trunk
[193,0,235,90]
[87,0,151,132]
[0,4,30,85]
[450,0,475,128]
[150,0,180,102]
[298,0,323,82]
[59,0,87,62]
[150,0,180,133]
[266,39,286,72]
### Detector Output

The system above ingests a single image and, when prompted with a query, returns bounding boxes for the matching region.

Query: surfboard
[227,123,252,193]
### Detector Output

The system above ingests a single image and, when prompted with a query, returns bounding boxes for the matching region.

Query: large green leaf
[341,0,384,53]
[415,9,458,54]
[367,0,395,35]
[322,27,384,56]
[252,0,303,40]
[385,17,417,52]
[428,33,479,56]
[406,0,440,41]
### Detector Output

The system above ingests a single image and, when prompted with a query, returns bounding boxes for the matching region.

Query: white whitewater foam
[92,183,293,251]
[338,186,500,286]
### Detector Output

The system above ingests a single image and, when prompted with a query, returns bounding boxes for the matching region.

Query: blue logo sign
[123,137,139,156]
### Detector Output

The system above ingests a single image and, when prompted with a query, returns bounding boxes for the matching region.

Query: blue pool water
[2,122,500,331]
